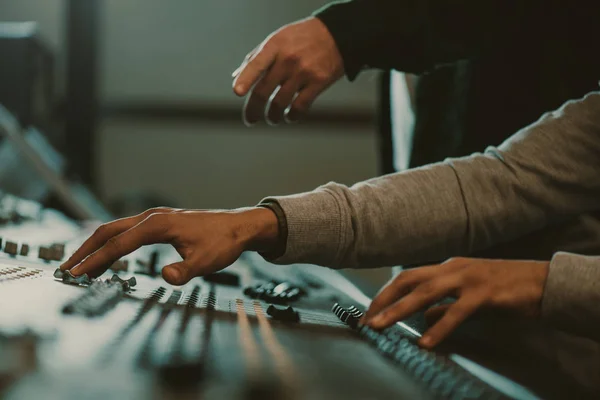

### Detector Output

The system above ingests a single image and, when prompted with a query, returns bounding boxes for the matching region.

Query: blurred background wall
[1,0,379,207]
[0,0,390,291]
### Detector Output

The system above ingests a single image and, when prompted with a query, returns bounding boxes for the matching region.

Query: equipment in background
[0,23,110,221]
[0,105,111,221]
[0,22,54,132]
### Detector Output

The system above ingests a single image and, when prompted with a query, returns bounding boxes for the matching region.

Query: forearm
[542,252,600,341]
[260,92,600,269]
[314,0,578,79]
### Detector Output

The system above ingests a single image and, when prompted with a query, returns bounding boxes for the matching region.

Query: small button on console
[266,305,300,323]
[38,246,52,261]
[4,241,18,256]
[19,244,29,256]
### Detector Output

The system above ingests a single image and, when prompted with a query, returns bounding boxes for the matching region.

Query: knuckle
[304,67,327,83]
[446,257,465,265]
[395,269,419,284]
[417,280,439,293]
[389,277,410,293]
[145,212,169,225]
[145,206,171,216]
[298,60,313,73]
[105,237,123,254]
[446,257,471,269]
[251,86,271,103]
[145,212,173,235]
[313,72,329,84]
[282,50,300,65]
[94,223,110,237]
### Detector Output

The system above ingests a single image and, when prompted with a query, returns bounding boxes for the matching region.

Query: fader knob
[109,274,137,291]
[62,270,92,286]
[266,305,300,323]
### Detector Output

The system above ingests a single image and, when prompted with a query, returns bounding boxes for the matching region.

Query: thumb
[162,261,193,286]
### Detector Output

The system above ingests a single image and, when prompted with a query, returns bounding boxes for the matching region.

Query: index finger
[60,207,175,271]
[363,268,433,322]
[233,44,277,96]
[70,214,173,277]
[60,217,138,271]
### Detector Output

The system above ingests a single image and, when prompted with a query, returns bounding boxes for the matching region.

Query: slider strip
[236,299,262,381]
[253,301,300,397]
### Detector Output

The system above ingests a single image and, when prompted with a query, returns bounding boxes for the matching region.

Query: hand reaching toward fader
[233,17,344,125]
[60,207,279,286]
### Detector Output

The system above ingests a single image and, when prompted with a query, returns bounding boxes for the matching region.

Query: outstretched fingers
[419,297,481,348]
[69,212,174,277]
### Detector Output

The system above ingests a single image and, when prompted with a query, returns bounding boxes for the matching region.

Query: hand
[361,258,550,348]
[233,17,344,125]
[60,207,279,285]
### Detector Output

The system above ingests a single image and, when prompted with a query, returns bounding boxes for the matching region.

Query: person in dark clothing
[232,0,600,260]
[233,1,599,127]
[406,42,598,169]
[62,3,600,393]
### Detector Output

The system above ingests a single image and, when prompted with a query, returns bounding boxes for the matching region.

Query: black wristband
[256,201,288,260]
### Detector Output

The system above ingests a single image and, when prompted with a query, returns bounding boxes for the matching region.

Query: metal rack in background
[0,105,111,222]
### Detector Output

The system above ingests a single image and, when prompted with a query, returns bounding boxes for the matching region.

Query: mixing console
[0,195,589,399]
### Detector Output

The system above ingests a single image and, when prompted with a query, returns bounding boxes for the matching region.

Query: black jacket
[315,0,600,167]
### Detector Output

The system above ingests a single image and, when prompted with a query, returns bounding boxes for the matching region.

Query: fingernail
[419,336,432,347]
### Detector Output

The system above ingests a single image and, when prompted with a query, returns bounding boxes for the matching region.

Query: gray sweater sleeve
[543,252,600,340]
[260,91,600,335]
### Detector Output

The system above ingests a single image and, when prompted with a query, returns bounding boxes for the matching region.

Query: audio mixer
[0,194,590,400]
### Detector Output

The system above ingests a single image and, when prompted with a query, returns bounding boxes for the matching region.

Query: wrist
[529,261,551,318]
[235,207,280,253]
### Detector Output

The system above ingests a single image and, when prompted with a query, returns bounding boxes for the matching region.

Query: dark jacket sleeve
[314,0,595,80]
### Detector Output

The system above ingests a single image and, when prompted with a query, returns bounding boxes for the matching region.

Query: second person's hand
[60,207,279,285]
[233,17,344,126]
[361,258,549,348]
